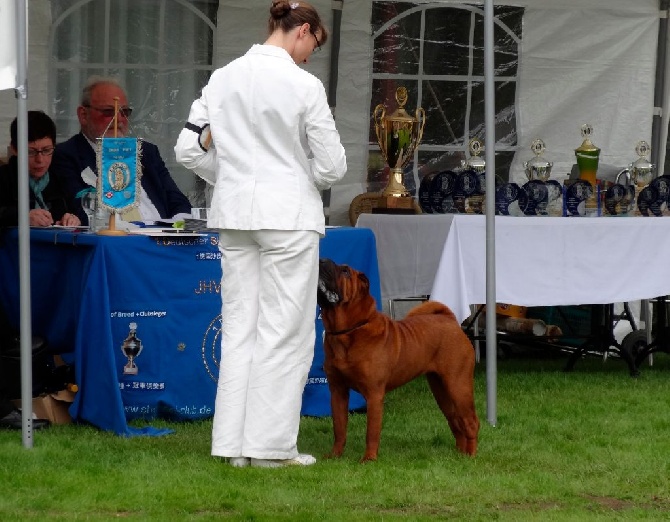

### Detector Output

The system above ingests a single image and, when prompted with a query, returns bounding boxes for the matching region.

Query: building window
[368,2,523,194]
[49,0,218,202]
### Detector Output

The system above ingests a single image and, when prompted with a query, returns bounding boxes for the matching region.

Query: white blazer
[175,44,347,235]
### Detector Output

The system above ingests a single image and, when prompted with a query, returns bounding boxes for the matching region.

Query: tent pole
[484,0,497,427]
[322,0,343,226]
[652,1,669,173]
[15,0,34,448]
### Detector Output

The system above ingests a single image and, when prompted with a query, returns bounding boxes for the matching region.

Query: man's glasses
[312,33,321,53]
[84,105,133,118]
[27,146,55,158]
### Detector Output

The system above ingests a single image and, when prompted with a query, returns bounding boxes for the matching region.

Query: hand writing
[29,209,54,227]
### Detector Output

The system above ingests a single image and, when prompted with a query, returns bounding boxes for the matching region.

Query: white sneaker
[228,457,250,468]
[250,454,316,468]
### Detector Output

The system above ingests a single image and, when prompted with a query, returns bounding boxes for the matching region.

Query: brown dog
[317,258,479,462]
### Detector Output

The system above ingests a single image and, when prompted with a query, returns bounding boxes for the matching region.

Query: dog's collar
[325,319,369,336]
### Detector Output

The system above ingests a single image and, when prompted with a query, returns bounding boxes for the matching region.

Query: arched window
[368,3,523,195]
[48,0,218,203]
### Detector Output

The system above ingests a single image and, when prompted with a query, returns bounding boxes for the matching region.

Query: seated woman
[0,111,80,227]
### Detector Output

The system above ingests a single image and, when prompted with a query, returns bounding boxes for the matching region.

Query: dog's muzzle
[318,279,340,304]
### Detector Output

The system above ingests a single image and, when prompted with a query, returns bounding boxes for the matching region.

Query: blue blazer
[52,132,191,222]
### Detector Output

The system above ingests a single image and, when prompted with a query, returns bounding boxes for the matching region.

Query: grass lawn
[1,349,669,521]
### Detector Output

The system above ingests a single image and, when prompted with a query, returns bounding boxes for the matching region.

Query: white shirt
[174,44,347,235]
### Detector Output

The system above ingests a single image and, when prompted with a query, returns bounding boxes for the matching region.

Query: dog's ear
[358,272,369,291]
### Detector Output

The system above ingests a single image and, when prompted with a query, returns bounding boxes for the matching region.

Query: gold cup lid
[575,123,600,153]
[385,87,417,123]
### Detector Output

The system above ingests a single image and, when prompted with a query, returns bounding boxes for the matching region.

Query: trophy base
[375,195,417,210]
[349,193,422,225]
[97,229,128,236]
[372,195,421,216]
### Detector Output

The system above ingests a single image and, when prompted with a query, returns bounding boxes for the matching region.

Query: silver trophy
[461,138,486,173]
[523,139,553,182]
[630,140,655,188]
[121,322,143,375]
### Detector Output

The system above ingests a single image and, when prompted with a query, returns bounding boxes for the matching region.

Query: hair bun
[270,0,291,18]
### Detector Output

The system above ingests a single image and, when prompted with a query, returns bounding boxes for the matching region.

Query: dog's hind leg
[426,373,479,456]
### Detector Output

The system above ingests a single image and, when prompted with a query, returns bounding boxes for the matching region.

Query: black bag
[0,334,52,399]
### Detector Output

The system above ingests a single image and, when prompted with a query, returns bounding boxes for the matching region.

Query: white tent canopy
[1,0,667,220]
[330,0,664,224]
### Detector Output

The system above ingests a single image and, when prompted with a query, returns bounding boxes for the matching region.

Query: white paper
[81,166,97,187]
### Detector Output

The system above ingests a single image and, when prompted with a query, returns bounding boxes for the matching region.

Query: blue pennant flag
[97,137,142,212]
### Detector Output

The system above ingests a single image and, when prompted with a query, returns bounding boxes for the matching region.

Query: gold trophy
[373,86,426,210]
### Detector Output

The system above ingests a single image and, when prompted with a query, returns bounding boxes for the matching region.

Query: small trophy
[523,139,553,182]
[521,139,561,216]
[629,141,663,216]
[121,322,143,375]
[454,138,486,213]
[461,138,486,174]
[572,124,601,215]
[631,141,654,188]
[373,86,426,211]
[575,124,600,187]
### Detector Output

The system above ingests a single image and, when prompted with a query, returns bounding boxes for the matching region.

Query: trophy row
[370,89,664,217]
[417,126,665,217]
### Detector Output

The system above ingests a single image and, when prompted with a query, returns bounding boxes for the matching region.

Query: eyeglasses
[84,105,133,118]
[312,32,321,53]
[27,146,55,158]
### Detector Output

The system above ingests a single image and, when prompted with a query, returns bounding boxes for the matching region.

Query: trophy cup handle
[415,107,426,144]
[373,104,387,157]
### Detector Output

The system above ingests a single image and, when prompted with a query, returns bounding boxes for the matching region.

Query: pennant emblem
[97,137,142,213]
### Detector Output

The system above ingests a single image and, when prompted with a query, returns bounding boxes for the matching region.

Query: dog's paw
[359,455,378,463]
[323,451,343,460]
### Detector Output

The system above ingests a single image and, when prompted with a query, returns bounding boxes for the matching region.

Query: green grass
[1,350,669,521]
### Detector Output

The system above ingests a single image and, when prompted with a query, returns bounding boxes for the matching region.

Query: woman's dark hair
[10,110,57,148]
[269,0,328,46]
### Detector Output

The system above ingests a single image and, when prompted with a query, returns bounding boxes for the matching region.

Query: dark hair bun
[270,0,291,18]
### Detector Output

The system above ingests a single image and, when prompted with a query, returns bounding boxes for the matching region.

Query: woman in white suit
[175,0,346,468]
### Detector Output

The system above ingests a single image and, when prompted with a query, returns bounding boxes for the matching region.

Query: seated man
[51,76,192,222]
[0,111,80,227]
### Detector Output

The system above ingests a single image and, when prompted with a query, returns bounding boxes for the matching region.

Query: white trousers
[211,229,319,459]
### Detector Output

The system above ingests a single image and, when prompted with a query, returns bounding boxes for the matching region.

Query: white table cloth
[431,215,670,323]
[356,213,455,301]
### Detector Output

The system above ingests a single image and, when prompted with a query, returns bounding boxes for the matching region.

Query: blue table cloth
[0,227,380,435]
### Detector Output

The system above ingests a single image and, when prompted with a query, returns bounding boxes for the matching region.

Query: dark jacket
[0,156,73,227]
[51,132,192,221]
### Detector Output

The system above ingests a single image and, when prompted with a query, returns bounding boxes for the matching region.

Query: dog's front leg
[361,391,385,462]
[327,383,350,458]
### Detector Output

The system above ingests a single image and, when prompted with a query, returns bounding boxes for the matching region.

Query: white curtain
[0,0,18,91]
[49,0,218,203]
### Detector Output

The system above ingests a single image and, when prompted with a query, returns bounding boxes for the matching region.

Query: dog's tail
[405,300,457,321]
